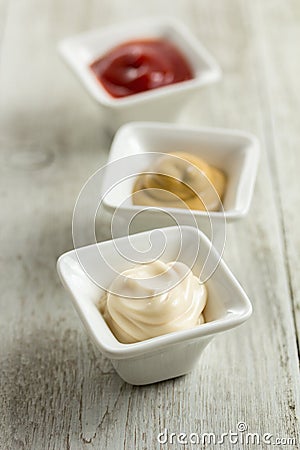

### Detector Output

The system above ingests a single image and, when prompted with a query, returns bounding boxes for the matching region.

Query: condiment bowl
[58,17,221,132]
[101,121,260,240]
[57,226,252,385]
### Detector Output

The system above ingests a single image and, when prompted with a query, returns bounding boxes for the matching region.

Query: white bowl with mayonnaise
[57,226,252,385]
[101,122,260,243]
[58,18,221,133]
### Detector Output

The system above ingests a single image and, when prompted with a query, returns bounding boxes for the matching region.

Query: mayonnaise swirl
[132,151,226,211]
[99,260,207,344]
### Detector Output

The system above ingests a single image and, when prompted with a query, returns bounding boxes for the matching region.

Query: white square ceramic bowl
[58,17,221,132]
[57,226,252,385]
[101,122,260,239]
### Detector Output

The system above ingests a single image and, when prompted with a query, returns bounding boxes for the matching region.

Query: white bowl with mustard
[101,122,260,244]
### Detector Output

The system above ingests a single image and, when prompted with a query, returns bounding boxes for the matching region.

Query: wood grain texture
[0,0,299,449]
[251,0,300,354]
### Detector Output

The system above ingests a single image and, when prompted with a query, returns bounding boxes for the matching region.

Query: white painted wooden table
[1,1,300,449]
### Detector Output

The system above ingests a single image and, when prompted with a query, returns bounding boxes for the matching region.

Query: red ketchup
[90,38,193,98]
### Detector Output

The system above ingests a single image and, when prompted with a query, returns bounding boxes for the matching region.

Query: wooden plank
[0,0,10,66]
[249,0,300,355]
[0,0,299,449]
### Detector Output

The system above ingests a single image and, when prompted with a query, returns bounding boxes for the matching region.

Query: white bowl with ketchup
[58,17,221,132]
[57,226,252,385]
[100,122,260,248]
